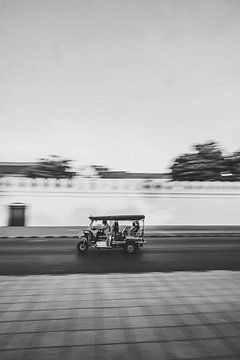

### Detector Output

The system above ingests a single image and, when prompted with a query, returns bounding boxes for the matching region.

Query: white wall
[1,177,240,225]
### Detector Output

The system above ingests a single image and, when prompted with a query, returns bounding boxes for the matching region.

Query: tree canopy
[24,155,76,179]
[170,141,239,181]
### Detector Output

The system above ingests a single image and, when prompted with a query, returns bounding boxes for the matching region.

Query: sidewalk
[0,271,240,360]
[1,226,240,238]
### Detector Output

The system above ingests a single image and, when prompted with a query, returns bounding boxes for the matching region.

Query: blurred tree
[91,165,111,176]
[24,155,76,179]
[224,151,240,180]
[170,141,228,181]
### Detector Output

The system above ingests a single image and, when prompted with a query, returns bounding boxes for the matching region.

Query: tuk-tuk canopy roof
[89,215,145,221]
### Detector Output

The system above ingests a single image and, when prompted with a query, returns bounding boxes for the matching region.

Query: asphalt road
[0,236,240,275]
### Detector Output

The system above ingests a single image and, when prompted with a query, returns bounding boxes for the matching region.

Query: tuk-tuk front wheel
[77,240,88,254]
[124,241,137,255]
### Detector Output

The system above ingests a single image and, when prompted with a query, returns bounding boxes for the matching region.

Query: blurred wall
[0,177,240,226]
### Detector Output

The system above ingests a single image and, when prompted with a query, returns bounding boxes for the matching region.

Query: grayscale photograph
[0,0,240,359]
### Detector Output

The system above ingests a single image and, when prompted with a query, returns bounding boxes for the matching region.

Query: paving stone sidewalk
[0,271,240,360]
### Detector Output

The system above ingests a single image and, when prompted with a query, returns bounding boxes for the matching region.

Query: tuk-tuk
[77,215,146,254]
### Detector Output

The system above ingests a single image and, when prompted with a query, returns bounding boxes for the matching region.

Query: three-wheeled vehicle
[77,215,146,254]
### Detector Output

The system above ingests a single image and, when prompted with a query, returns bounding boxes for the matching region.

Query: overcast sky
[1,0,240,172]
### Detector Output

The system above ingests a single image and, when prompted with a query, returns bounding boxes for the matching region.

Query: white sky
[1,0,240,172]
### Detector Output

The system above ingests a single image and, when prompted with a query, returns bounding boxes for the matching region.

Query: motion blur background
[1,0,240,226]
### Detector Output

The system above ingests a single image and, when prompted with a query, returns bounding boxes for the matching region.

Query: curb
[147,233,240,238]
[0,233,240,239]
[0,235,80,239]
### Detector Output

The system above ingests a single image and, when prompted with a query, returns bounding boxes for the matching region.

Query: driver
[102,220,111,245]
[102,220,111,236]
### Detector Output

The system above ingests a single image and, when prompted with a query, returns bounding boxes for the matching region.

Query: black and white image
[1,1,240,359]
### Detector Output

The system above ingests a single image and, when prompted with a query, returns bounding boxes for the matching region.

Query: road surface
[0,236,240,275]
[1,237,240,360]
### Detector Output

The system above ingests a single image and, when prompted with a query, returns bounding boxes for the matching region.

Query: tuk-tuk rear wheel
[124,241,137,255]
[77,240,88,254]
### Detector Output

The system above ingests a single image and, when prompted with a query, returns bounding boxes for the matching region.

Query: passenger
[130,221,140,236]
[122,225,131,238]
[112,221,119,235]
[112,221,119,241]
